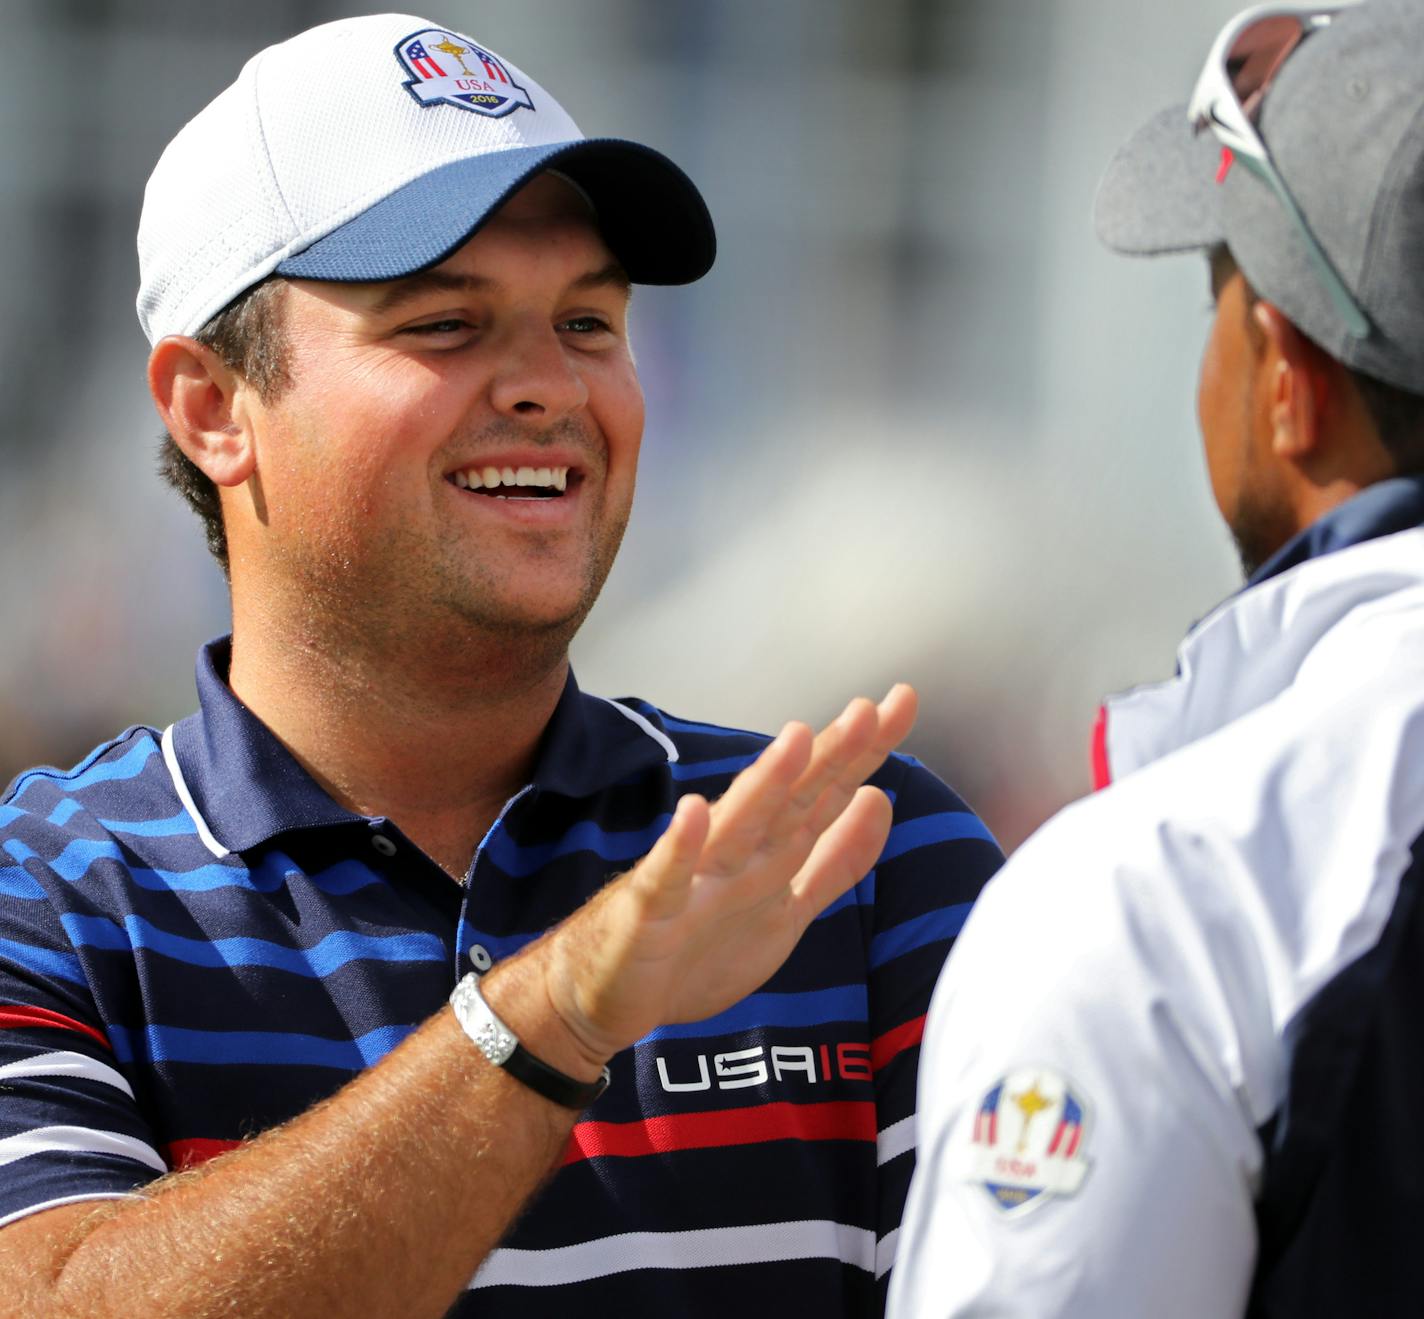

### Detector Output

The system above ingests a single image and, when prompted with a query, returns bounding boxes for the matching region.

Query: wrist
[469,954,611,1087]
[449,972,609,1110]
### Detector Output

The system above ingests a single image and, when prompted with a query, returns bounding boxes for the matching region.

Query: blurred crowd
[0,0,1249,851]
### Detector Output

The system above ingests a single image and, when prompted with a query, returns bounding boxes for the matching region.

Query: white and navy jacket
[888,476,1424,1317]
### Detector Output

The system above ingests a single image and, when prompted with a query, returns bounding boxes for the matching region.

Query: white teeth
[454,464,571,492]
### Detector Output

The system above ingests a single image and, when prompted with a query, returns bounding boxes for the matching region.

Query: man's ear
[148,337,256,487]
[1252,301,1329,462]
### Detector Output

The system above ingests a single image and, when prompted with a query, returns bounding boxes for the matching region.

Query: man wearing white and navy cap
[0,15,1001,1318]
[889,2,1424,1315]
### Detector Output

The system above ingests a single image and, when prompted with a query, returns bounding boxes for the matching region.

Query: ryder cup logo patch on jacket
[955,1067,1093,1214]
[395,30,535,116]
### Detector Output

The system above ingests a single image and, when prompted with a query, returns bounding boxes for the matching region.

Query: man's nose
[488,320,590,421]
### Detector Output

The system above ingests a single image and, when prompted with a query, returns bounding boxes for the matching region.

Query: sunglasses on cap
[1187,2,1372,339]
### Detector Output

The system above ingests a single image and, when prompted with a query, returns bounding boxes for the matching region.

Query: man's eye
[403,319,472,336]
[561,316,610,334]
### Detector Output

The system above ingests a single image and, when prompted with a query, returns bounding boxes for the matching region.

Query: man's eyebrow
[364,261,631,315]
[366,270,495,315]
[570,262,632,296]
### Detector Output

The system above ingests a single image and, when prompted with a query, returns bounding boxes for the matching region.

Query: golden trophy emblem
[433,37,477,78]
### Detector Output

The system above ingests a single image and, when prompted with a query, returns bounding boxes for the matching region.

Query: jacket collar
[1247,474,1424,589]
[1101,477,1424,784]
[165,637,675,856]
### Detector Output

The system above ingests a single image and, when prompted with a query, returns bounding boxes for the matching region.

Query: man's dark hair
[1221,246,1424,472]
[158,277,291,575]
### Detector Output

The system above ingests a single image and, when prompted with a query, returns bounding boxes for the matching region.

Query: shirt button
[469,944,493,972]
[371,834,397,857]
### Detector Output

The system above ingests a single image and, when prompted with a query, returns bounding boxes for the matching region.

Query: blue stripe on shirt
[0,866,45,900]
[869,903,975,969]
[484,816,671,879]
[669,754,760,781]
[3,836,379,897]
[0,937,85,985]
[641,985,869,1043]
[46,799,84,827]
[106,1021,417,1070]
[880,812,997,861]
[9,738,159,804]
[61,915,446,978]
[97,811,198,839]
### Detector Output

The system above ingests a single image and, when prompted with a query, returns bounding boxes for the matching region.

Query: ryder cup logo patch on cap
[394,29,535,117]
[954,1067,1093,1215]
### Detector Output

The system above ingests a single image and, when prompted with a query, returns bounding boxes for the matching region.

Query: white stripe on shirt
[877,1114,916,1166]
[0,1050,135,1098]
[470,1219,876,1289]
[0,1125,165,1174]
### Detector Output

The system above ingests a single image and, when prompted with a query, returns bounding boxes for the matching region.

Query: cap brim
[1094,103,1225,255]
[276,138,715,286]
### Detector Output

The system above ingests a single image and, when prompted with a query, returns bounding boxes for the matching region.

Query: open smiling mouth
[448,465,572,501]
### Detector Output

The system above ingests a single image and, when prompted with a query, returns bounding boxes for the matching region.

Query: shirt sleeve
[885,790,1266,1318]
[867,756,1004,1307]
[0,827,166,1228]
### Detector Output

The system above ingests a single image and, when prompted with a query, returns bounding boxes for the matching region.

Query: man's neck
[227,621,568,881]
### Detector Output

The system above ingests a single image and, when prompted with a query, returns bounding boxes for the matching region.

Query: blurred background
[0,0,1249,852]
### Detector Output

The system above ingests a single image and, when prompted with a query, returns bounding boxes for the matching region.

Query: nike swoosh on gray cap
[1093,0,1424,394]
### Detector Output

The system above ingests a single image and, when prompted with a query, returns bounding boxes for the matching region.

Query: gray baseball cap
[1095,0,1424,394]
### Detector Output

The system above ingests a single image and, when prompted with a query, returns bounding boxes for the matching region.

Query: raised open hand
[533,684,918,1070]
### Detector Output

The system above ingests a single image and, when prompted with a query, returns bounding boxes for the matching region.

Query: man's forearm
[3,966,584,1319]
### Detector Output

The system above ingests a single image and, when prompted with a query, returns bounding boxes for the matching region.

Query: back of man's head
[1096,0,1424,456]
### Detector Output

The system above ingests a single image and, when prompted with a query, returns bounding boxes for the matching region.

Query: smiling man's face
[230,173,643,653]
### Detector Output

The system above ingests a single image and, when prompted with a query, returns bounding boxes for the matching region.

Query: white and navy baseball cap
[137,13,716,344]
[1094,0,1424,393]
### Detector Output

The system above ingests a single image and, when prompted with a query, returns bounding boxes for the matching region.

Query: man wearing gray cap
[0,13,1001,1319]
[888,1,1424,1314]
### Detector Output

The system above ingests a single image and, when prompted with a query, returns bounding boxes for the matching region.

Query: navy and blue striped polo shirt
[0,636,1002,1315]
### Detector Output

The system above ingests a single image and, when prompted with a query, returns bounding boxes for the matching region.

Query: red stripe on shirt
[563,1099,875,1166]
[0,1004,111,1050]
[162,1138,243,1171]
[1091,704,1112,791]
[870,1014,925,1071]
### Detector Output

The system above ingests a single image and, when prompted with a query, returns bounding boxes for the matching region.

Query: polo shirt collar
[166,636,675,856]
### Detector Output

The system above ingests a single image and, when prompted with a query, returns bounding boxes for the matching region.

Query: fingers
[699,684,917,881]
[629,793,711,920]
[698,722,813,876]
[798,683,919,838]
[790,784,894,920]
[779,698,879,818]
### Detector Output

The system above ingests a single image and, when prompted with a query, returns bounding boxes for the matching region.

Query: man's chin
[440,589,598,646]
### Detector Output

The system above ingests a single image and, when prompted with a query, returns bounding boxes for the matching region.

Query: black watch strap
[449,971,611,1110]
